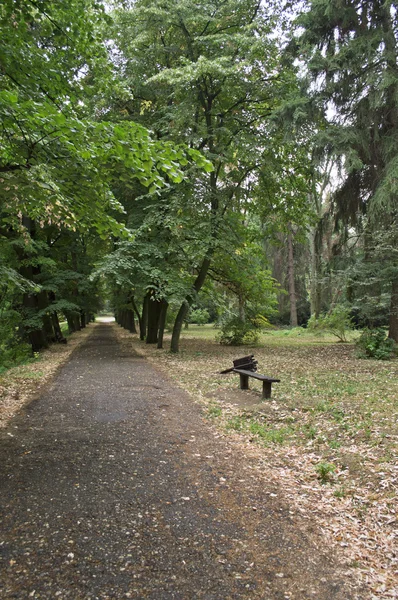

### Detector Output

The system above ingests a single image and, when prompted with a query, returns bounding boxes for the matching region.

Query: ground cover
[116,324,398,599]
[0,326,93,429]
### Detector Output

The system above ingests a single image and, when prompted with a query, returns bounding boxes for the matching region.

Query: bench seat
[233,368,280,399]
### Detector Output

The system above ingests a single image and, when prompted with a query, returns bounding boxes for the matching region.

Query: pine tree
[295,0,398,340]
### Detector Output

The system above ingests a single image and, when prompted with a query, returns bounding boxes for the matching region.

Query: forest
[1,0,398,366]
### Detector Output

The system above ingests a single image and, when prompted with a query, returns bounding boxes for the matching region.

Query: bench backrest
[233,355,257,372]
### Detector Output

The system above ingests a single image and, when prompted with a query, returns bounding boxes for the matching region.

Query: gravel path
[0,323,363,599]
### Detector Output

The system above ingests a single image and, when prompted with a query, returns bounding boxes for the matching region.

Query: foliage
[0,308,32,372]
[188,308,210,326]
[314,462,336,485]
[356,328,397,361]
[106,0,305,352]
[293,0,398,341]
[308,305,353,342]
[216,316,260,346]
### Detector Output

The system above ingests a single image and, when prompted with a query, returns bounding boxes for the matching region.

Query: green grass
[131,324,398,493]
[180,324,361,346]
[225,414,292,446]
[12,370,44,379]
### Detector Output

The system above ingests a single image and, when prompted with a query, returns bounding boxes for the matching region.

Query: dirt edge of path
[0,324,96,429]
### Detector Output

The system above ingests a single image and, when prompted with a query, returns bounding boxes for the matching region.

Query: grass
[180,324,360,346]
[126,324,398,493]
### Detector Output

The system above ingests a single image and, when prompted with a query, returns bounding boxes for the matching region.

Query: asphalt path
[0,323,362,599]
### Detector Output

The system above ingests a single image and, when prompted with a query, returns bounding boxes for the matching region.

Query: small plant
[226,415,246,431]
[333,486,346,499]
[308,305,353,342]
[303,424,317,440]
[329,438,341,450]
[356,328,396,360]
[315,461,336,484]
[248,421,289,445]
[207,404,222,418]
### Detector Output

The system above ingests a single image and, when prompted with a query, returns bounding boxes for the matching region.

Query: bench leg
[262,381,272,399]
[239,373,249,390]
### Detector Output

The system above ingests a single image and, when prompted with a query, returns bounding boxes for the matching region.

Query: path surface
[0,323,362,599]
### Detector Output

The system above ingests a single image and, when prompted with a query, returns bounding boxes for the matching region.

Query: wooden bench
[220,354,258,374]
[233,368,280,399]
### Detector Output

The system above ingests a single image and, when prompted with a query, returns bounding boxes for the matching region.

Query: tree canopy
[1,0,397,365]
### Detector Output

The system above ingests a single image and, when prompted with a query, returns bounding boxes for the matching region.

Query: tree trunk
[131,297,144,338]
[388,277,398,342]
[66,315,80,334]
[18,216,49,351]
[140,293,149,341]
[157,300,168,349]
[126,309,136,333]
[238,294,245,322]
[37,290,56,342]
[171,301,190,353]
[130,310,137,334]
[171,256,212,353]
[287,228,298,327]
[309,226,322,318]
[146,296,162,344]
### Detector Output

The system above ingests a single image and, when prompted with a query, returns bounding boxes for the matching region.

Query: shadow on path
[0,323,362,599]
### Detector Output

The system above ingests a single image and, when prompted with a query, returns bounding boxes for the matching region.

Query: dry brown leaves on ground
[0,326,92,429]
[115,326,398,600]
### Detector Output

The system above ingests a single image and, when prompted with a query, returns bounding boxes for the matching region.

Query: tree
[0,0,208,355]
[294,0,398,340]
[108,0,305,351]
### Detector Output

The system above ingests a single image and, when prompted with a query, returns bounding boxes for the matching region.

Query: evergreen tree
[295,0,398,340]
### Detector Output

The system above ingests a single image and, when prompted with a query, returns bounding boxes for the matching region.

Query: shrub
[216,317,260,346]
[189,308,210,325]
[0,309,33,372]
[356,328,396,360]
[308,305,352,342]
[0,343,33,374]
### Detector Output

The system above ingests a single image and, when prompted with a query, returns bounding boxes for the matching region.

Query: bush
[216,317,260,346]
[308,305,353,342]
[0,309,33,372]
[189,308,210,325]
[356,328,396,360]
[0,343,33,374]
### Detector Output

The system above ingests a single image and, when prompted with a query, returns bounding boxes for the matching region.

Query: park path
[0,323,362,600]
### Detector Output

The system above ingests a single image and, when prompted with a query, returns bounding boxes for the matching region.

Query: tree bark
[287,228,298,327]
[157,300,168,349]
[388,277,398,342]
[146,295,162,344]
[37,290,56,342]
[19,217,49,351]
[131,297,144,338]
[309,226,322,318]
[126,309,137,333]
[171,255,212,353]
[140,293,149,341]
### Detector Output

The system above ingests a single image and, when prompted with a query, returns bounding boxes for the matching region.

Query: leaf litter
[115,326,398,600]
[0,327,93,429]
[1,322,396,598]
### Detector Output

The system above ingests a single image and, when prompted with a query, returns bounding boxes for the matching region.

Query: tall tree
[0,0,206,353]
[295,0,398,340]
[109,0,299,351]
